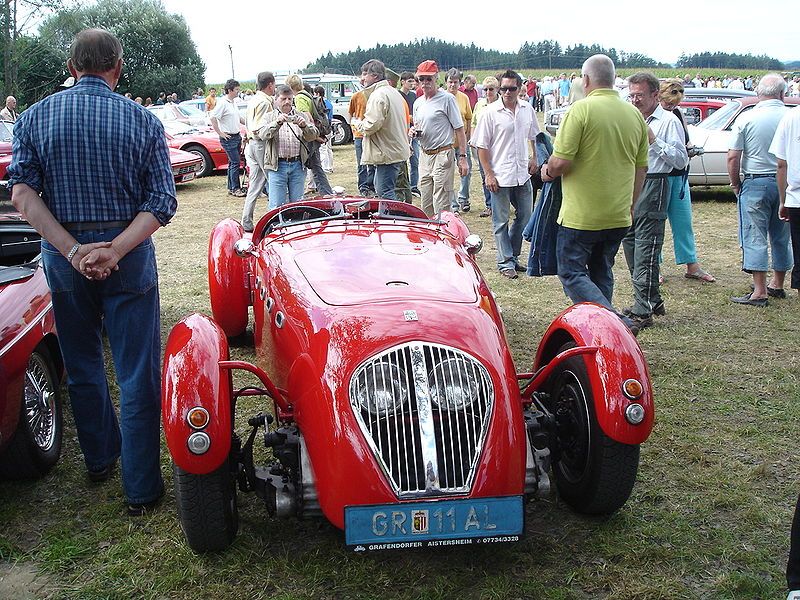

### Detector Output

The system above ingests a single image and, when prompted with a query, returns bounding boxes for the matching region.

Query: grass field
[1,144,798,599]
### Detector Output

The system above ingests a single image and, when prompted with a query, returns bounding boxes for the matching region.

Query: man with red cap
[411,60,468,216]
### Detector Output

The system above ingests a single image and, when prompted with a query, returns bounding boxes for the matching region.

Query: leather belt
[743,173,776,179]
[279,156,301,162]
[62,220,131,232]
[645,173,669,180]
[423,144,453,156]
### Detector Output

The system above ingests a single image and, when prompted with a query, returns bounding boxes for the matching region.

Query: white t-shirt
[769,108,800,208]
[212,95,241,135]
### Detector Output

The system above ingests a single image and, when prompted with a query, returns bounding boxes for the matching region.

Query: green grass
[0,144,797,599]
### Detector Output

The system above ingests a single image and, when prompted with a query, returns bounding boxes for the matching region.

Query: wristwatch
[66,242,81,262]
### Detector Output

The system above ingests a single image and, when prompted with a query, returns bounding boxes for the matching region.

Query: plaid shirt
[7,75,177,225]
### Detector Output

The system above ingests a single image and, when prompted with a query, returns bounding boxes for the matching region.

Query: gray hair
[275,84,293,97]
[581,54,615,88]
[361,59,386,80]
[628,71,660,94]
[69,28,123,73]
[446,68,462,82]
[756,73,786,98]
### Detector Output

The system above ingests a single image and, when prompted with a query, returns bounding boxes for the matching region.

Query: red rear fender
[533,303,654,445]
[162,313,233,474]
[208,218,251,337]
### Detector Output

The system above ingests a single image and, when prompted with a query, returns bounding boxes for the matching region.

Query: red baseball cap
[415,60,439,77]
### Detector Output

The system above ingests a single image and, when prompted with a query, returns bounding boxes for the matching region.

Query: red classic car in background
[162,198,655,552]
[0,192,63,479]
[164,121,244,178]
[0,119,202,185]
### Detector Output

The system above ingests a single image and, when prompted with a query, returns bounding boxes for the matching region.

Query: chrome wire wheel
[24,352,58,453]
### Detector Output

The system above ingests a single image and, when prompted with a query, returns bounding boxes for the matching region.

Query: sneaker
[459,200,471,212]
[499,268,518,280]
[411,188,421,197]
[479,207,492,218]
[229,188,246,198]
[514,263,526,273]
[87,460,116,483]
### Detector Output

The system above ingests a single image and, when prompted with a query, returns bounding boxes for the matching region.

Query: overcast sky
[160,0,796,83]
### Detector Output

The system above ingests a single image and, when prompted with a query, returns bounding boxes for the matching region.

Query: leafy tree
[676,51,783,70]
[36,0,204,101]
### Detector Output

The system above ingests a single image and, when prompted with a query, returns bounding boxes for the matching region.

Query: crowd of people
[4,27,800,597]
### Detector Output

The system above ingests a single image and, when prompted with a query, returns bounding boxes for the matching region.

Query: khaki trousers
[419,148,455,216]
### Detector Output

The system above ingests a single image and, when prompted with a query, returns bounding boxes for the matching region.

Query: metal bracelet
[66,242,81,262]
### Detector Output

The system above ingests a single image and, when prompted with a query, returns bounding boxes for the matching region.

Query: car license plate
[345,496,523,551]
[181,173,195,182]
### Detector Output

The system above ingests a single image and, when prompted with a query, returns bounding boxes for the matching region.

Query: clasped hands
[69,242,122,281]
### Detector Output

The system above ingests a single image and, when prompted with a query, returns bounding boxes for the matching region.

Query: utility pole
[228,44,235,79]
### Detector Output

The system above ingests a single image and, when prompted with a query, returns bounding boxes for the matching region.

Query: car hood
[291,228,479,306]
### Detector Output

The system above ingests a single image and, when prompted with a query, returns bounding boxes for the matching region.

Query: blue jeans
[268,159,305,208]
[374,162,401,200]
[557,225,629,310]
[41,230,164,504]
[738,176,792,273]
[354,137,375,194]
[220,134,242,191]
[409,137,420,189]
[490,180,533,271]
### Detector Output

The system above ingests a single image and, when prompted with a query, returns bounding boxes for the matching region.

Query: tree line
[676,52,785,71]
[305,38,787,76]
[1,0,204,108]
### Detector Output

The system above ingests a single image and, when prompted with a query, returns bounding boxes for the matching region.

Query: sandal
[685,268,716,283]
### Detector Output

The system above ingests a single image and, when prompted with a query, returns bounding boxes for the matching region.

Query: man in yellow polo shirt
[541,54,649,334]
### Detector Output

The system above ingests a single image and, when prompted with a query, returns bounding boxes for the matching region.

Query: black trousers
[787,207,800,289]
[789,494,800,590]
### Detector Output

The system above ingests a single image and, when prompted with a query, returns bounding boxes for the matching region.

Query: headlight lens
[428,357,480,411]
[353,362,408,417]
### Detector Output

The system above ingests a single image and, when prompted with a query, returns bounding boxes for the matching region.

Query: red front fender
[162,313,233,474]
[533,303,654,445]
[208,218,251,338]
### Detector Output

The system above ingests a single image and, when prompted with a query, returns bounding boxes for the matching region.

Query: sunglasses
[500,86,518,93]
[418,76,435,82]
[485,87,495,91]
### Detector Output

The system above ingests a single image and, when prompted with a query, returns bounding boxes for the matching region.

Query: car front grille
[349,342,494,498]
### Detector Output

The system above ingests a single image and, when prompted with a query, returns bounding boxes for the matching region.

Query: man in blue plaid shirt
[8,28,177,517]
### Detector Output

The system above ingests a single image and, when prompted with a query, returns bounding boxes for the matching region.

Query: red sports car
[162,198,655,552]
[168,147,203,185]
[0,194,63,479]
[163,121,244,178]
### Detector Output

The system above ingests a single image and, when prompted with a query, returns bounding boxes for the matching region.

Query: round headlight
[353,362,408,417]
[428,357,480,411]
[625,403,646,425]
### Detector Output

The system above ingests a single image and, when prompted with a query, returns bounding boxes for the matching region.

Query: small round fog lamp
[187,432,211,455]
[625,403,646,425]
[622,378,643,400]
[186,407,210,430]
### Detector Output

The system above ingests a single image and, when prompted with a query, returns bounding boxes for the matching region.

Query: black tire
[185,145,213,177]
[547,342,640,514]
[173,461,238,552]
[0,348,63,480]
[331,116,351,146]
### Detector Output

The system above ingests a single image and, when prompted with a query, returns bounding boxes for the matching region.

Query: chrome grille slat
[349,342,494,498]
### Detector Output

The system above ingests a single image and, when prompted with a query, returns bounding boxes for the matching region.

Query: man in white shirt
[771,94,800,299]
[473,69,540,279]
[211,78,245,197]
[0,96,18,122]
[622,72,688,330]
[728,73,791,306]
